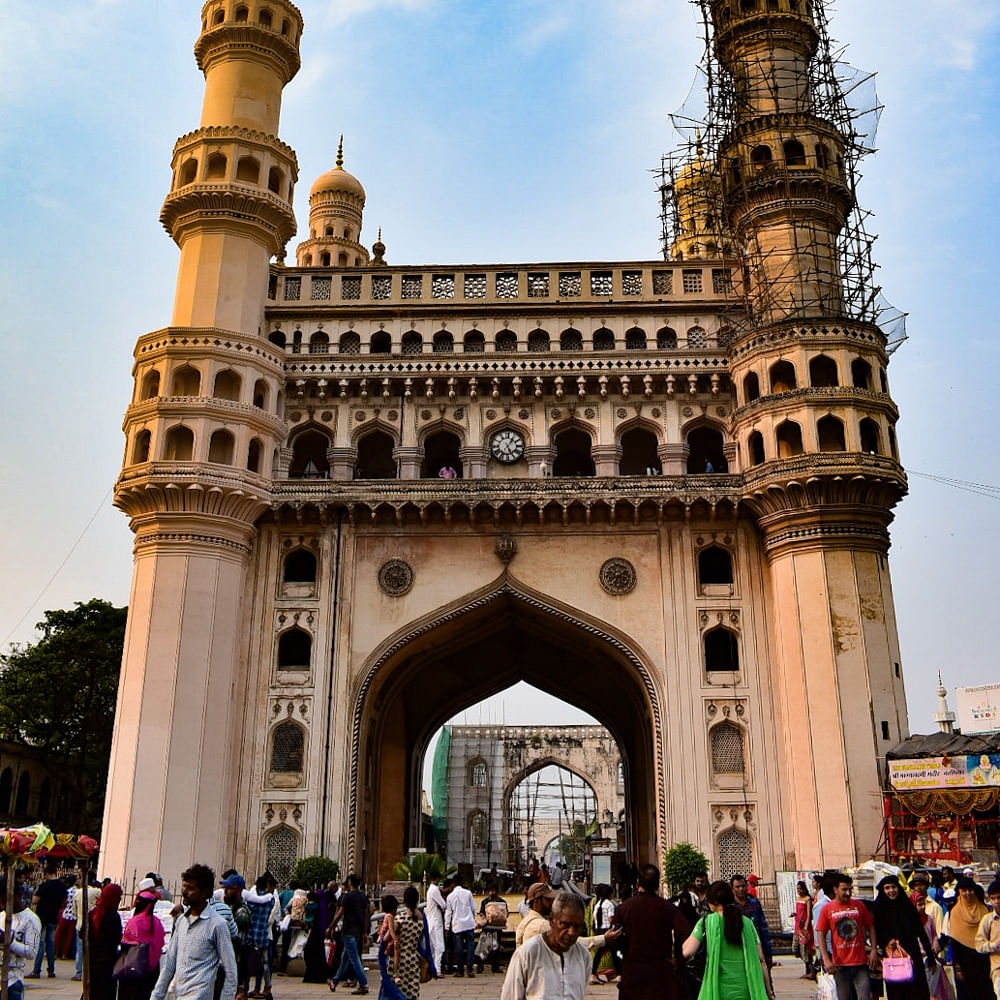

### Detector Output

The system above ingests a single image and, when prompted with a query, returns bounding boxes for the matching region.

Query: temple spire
[935,671,956,734]
[336,134,344,169]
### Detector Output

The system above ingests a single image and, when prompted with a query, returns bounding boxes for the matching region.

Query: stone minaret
[103,0,302,881]
[713,0,909,866]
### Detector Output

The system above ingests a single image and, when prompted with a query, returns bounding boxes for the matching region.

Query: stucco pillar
[659,444,687,475]
[593,445,620,477]
[394,447,422,479]
[525,446,553,477]
[328,446,356,480]
[460,446,486,479]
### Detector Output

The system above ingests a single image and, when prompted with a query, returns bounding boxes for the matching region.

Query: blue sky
[2,0,999,738]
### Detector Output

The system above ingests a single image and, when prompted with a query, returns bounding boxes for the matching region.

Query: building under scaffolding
[432,725,624,874]
[658,0,907,352]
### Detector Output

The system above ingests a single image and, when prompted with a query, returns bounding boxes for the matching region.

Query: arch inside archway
[350,579,662,881]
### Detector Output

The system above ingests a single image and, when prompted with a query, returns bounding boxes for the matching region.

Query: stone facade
[103,0,910,886]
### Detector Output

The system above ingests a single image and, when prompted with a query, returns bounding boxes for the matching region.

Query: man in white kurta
[502,893,590,1000]
[425,874,447,976]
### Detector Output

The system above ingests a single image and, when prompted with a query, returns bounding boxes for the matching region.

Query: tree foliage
[662,841,710,895]
[292,855,341,888]
[391,853,453,883]
[0,599,126,834]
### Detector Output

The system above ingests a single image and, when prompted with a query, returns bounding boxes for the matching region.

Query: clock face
[491,428,525,464]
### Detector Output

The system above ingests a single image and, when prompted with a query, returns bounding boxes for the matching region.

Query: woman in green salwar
[682,881,773,1000]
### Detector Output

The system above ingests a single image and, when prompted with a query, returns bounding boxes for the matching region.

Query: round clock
[490,428,525,464]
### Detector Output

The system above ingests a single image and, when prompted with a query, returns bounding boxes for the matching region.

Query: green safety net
[431,725,451,846]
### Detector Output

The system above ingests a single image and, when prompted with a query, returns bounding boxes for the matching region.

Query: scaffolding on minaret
[656,0,908,353]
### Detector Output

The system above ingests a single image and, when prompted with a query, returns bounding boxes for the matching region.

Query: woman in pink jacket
[119,890,166,1000]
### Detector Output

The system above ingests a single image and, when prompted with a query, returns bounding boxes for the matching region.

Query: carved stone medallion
[599,558,637,596]
[495,533,518,566]
[377,559,414,596]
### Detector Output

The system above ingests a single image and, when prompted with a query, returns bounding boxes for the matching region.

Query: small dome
[310,136,365,200]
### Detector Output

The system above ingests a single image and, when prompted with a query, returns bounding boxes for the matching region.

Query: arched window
[140,370,161,400]
[370,331,392,355]
[592,328,615,351]
[860,418,881,455]
[469,760,487,787]
[270,722,305,773]
[337,332,360,356]
[817,415,846,452]
[208,429,235,464]
[206,152,227,180]
[625,327,647,350]
[699,547,734,586]
[265,827,298,892]
[816,143,831,168]
[277,628,311,670]
[401,331,423,355]
[750,144,773,168]
[356,430,397,479]
[422,431,463,478]
[259,7,273,27]
[809,355,839,387]
[657,327,678,350]
[463,331,485,353]
[250,380,268,410]
[14,772,30,815]
[132,429,152,464]
[888,425,898,459]
[38,778,51,817]
[179,158,198,186]
[234,5,249,22]
[236,156,260,183]
[289,429,331,478]
[687,426,728,473]
[851,358,872,390]
[0,768,12,813]
[283,549,317,584]
[784,140,806,166]
[711,723,745,774]
[268,330,287,349]
[704,627,739,672]
[879,368,888,393]
[172,365,201,396]
[560,329,583,352]
[769,360,797,393]
[718,829,753,881]
[247,438,262,472]
[432,331,454,354]
[553,428,595,476]
[163,426,194,461]
[213,369,241,401]
[688,326,707,349]
[320,252,331,267]
[527,330,550,352]
[748,431,765,466]
[620,427,661,475]
[776,420,804,458]
[309,332,329,354]
[495,331,517,353]
[213,8,225,24]
[743,372,760,403]
[268,166,283,195]
[469,811,488,849]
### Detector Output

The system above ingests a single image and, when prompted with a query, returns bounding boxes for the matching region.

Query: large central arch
[347,575,666,880]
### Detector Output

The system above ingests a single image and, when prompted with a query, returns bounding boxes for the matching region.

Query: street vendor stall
[883,732,1000,866]
[0,825,99,1000]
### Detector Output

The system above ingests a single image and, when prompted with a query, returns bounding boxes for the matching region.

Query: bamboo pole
[1,857,14,1000]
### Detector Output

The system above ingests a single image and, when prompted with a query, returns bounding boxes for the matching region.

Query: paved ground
[31,957,820,999]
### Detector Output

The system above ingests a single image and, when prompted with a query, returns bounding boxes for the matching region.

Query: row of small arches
[271,326,716,356]
[279,543,735,590]
[203,3,296,39]
[718,0,811,18]
[745,415,896,465]
[138,366,280,413]
[175,154,290,200]
[732,140,841,181]
[271,620,741,675]
[133,425,269,472]
[742,355,886,404]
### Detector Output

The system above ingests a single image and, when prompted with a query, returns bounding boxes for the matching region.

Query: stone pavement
[30,957,821,999]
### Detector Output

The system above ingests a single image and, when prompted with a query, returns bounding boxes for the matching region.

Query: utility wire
[908,470,1000,501]
[2,486,115,647]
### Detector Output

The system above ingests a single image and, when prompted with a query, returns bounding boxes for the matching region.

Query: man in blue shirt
[151,864,237,1000]
[731,874,773,984]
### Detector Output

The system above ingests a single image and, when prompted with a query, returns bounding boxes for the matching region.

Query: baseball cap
[527,882,558,902]
[220,873,246,889]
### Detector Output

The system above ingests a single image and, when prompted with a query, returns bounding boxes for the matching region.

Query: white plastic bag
[816,972,838,1000]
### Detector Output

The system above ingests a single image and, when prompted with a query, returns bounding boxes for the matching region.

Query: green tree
[0,599,127,834]
[391,853,454,884]
[292,855,340,888]
[662,842,710,895]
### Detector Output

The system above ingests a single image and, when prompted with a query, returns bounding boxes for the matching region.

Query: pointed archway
[347,575,666,880]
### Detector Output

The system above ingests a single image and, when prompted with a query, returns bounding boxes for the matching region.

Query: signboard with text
[956,683,1000,734]
[889,753,1000,790]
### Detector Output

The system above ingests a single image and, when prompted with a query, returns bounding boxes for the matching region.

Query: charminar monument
[103,0,910,885]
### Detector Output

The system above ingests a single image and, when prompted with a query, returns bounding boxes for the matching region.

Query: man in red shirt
[815,874,878,1000]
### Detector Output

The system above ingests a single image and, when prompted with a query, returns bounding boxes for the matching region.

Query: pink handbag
[882,944,914,983]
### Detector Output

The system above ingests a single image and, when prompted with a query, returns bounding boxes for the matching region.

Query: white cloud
[519,11,571,53]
